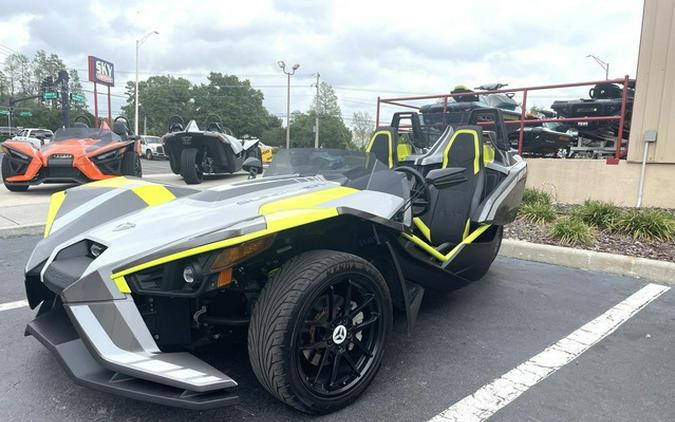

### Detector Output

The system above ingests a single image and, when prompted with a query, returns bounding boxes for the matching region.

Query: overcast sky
[0,0,644,129]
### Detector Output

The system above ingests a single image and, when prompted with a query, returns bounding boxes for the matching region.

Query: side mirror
[242,157,263,179]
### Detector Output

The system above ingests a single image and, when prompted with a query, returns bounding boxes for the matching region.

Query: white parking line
[0,299,28,312]
[429,283,670,422]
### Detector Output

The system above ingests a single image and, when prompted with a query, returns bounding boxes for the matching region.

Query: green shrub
[522,188,551,206]
[572,200,622,229]
[613,208,674,241]
[519,201,556,224]
[548,218,594,246]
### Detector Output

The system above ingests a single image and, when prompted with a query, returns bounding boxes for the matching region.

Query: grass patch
[613,208,674,241]
[572,200,622,230]
[519,201,556,224]
[548,218,594,246]
[522,188,551,206]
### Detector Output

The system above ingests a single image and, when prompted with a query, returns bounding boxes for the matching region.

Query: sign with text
[87,56,115,87]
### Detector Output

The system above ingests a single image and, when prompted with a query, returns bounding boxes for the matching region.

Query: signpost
[42,91,58,101]
[19,111,32,117]
[70,93,85,104]
[87,56,115,126]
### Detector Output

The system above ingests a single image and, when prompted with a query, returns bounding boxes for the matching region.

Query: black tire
[180,148,203,184]
[145,149,153,160]
[121,151,142,177]
[248,250,392,414]
[1,155,29,192]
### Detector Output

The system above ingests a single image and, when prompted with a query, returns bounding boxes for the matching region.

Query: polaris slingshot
[24,108,526,413]
[1,117,142,192]
[162,116,261,184]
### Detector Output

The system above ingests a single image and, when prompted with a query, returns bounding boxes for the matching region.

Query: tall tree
[310,81,342,117]
[351,111,373,149]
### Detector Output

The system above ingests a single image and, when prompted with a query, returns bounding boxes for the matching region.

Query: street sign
[70,93,85,104]
[0,110,9,116]
[19,111,32,117]
[43,91,58,100]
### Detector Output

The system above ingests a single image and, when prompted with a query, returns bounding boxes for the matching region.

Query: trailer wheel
[248,250,392,414]
[180,148,203,184]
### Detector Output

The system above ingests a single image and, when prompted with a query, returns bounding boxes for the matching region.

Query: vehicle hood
[27,175,405,299]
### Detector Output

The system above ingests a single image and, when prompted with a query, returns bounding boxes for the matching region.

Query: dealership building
[527,0,675,208]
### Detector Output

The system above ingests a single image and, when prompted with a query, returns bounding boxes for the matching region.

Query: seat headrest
[366,127,397,168]
[442,126,482,174]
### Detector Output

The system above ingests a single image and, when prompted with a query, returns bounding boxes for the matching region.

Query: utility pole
[58,70,70,127]
[278,61,300,149]
[314,73,320,148]
[143,114,147,135]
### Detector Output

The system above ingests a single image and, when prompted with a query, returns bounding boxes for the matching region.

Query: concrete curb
[0,223,44,239]
[500,239,675,285]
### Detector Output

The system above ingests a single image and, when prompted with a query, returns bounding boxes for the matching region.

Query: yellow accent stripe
[131,184,176,207]
[83,176,133,188]
[366,130,394,168]
[258,186,357,214]
[113,276,131,294]
[462,219,471,240]
[111,208,341,279]
[483,144,495,166]
[403,224,492,263]
[413,217,432,242]
[442,129,480,171]
[44,191,66,237]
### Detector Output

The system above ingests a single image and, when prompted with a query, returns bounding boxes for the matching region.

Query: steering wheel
[395,166,429,215]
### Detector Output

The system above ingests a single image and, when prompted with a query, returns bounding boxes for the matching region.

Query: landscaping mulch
[505,211,675,263]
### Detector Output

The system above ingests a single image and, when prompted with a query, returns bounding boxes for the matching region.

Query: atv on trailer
[24,111,525,413]
[162,116,261,184]
[551,80,634,158]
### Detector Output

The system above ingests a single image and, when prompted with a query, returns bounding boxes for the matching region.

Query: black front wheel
[248,250,392,414]
[121,151,142,177]
[145,149,153,160]
[180,148,203,184]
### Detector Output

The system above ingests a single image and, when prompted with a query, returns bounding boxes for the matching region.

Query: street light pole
[314,73,320,148]
[278,61,300,149]
[586,54,609,80]
[135,30,159,135]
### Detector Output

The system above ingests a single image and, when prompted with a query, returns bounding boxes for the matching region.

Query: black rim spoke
[353,313,379,332]
[328,286,335,321]
[299,340,328,351]
[350,294,374,317]
[304,319,329,329]
[343,281,352,317]
[329,352,342,387]
[312,350,331,386]
[343,352,360,377]
[351,337,373,357]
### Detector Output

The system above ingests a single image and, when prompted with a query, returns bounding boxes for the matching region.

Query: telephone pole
[314,73,320,148]
[278,61,300,149]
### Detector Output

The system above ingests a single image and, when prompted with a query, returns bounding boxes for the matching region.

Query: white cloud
[0,0,644,129]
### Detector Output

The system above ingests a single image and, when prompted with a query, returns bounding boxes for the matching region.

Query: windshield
[265,148,410,200]
[144,136,161,144]
[53,128,121,142]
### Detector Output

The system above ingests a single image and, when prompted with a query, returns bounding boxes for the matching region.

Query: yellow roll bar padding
[413,217,432,242]
[44,191,66,237]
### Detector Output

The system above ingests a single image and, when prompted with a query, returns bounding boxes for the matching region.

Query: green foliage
[351,111,374,149]
[518,201,556,224]
[613,208,674,241]
[548,218,594,246]
[287,111,353,149]
[522,188,552,206]
[572,200,622,229]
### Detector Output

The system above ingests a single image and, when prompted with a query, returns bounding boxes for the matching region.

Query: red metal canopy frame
[376,75,631,165]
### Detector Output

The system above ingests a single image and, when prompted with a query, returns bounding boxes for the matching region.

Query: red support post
[375,96,380,128]
[93,82,98,128]
[517,89,528,156]
[443,96,448,113]
[607,74,630,165]
[107,85,112,126]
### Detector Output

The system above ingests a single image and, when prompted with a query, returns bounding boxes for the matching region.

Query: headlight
[89,242,106,258]
[6,148,30,161]
[183,264,196,284]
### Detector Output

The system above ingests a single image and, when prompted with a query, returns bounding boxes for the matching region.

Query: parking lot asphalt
[0,235,673,421]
